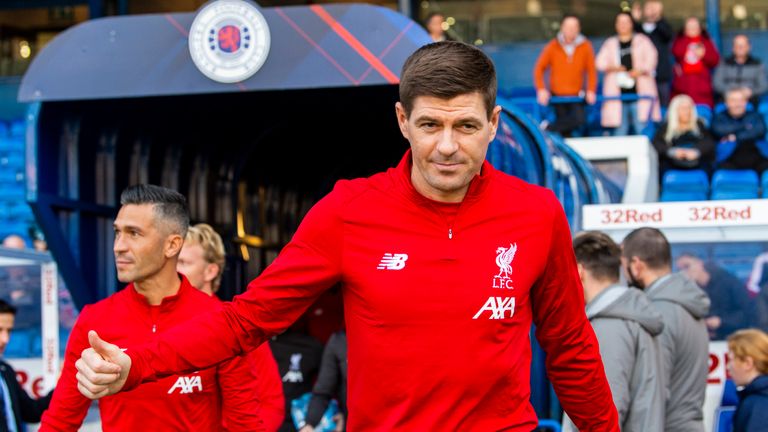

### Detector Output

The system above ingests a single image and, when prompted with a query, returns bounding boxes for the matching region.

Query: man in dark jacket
[634,0,674,106]
[622,227,710,432]
[676,253,756,340]
[711,88,768,172]
[270,317,324,432]
[0,300,52,431]
[299,331,347,432]
[713,35,768,105]
[564,232,665,432]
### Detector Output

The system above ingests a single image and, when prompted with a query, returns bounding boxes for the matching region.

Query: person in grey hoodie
[565,231,665,432]
[622,227,711,432]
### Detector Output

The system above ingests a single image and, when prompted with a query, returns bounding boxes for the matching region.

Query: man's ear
[203,263,220,284]
[166,234,184,258]
[395,102,410,140]
[576,263,586,282]
[488,105,502,141]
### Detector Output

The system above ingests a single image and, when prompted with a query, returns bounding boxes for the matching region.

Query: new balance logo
[473,297,516,320]
[168,375,203,394]
[377,253,408,270]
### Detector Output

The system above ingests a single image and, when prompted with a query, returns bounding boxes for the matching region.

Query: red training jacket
[41,277,264,431]
[125,151,619,431]
[210,296,285,432]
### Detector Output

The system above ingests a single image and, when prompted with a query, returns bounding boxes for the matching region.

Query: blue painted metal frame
[706,0,722,52]
[498,96,556,189]
[24,102,116,310]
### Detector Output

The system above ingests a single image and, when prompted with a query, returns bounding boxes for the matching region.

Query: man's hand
[298,426,315,432]
[75,331,131,399]
[585,91,597,105]
[537,88,551,106]
[705,316,722,330]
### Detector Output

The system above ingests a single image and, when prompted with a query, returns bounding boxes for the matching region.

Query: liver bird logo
[495,243,517,279]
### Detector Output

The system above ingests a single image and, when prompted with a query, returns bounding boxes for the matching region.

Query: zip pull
[152,324,157,333]
[448,228,453,239]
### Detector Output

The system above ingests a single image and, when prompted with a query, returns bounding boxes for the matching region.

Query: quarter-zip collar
[126,273,191,309]
[392,149,493,208]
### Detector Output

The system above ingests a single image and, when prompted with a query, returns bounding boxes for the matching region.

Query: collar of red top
[126,273,192,308]
[394,149,493,206]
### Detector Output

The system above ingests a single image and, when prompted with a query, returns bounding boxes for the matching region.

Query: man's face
[726,90,748,117]
[0,313,14,357]
[427,14,444,36]
[113,204,171,283]
[733,36,751,59]
[396,93,500,202]
[644,1,662,21]
[177,243,216,294]
[621,255,645,289]
[560,17,580,42]
[676,255,707,285]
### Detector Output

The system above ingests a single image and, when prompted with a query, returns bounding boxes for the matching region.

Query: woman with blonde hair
[727,329,768,432]
[651,94,715,176]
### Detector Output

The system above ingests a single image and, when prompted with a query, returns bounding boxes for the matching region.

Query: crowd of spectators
[532,4,768,175]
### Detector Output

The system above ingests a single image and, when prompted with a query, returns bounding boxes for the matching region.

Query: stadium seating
[714,102,754,114]
[9,119,25,137]
[660,169,709,202]
[696,104,712,127]
[711,169,759,200]
[762,170,768,198]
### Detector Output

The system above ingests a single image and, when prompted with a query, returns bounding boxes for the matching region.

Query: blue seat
[537,420,562,432]
[9,119,25,137]
[711,169,759,200]
[715,101,754,114]
[661,190,708,202]
[660,169,709,201]
[714,406,736,432]
[696,104,712,126]
[762,170,768,198]
[0,121,8,137]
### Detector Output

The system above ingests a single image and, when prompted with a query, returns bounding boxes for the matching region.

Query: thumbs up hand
[75,331,132,399]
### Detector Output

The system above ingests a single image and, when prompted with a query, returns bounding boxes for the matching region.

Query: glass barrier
[670,241,768,341]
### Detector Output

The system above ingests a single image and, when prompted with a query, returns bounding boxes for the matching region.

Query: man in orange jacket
[533,15,597,136]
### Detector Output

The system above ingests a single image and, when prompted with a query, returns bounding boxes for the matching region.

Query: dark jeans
[657,80,671,108]
[547,102,586,137]
[720,141,768,173]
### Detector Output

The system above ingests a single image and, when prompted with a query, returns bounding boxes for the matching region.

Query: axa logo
[168,375,203,394]
[473,296,516,320]
[283,353,304,383]
[377,253,408,270]
[493,243,517,289]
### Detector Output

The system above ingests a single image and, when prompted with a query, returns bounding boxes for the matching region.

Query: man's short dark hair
[425,12,444,25]
[573,231,621,282]
[120,184,190,236]
[0,300,17,316]
[622,227,672,270]
[399,41,497,118]
[561,14,581,24]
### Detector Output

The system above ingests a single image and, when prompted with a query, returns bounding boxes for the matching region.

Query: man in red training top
[40,185,264,431]
[178,223,284,431]
[75,41,619,431]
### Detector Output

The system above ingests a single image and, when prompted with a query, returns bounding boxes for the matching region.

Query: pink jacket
[596,34,661,128]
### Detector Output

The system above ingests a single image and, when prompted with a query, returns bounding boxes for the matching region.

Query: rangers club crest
[189,0,271,83]
[492,243,517,289]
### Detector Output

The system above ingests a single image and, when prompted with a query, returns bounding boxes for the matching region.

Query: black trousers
[547,102,586,137]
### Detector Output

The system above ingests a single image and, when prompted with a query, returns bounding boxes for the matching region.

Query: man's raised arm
[76,183,349,398]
